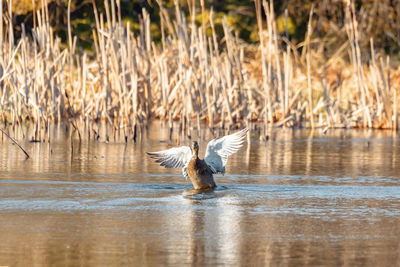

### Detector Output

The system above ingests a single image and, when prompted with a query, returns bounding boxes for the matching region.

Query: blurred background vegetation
[8,0,400,60]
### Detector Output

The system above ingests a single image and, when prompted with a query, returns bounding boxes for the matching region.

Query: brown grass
[0,0,399,142]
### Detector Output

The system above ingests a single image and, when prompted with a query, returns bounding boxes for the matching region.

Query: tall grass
[0,0,398,142]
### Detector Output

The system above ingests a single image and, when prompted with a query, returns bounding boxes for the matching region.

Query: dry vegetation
[0,0,399,142]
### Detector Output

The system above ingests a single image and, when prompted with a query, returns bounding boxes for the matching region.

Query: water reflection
[0,122,399,266]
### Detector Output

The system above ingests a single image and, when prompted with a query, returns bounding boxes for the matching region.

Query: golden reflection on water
[0,122,399,266]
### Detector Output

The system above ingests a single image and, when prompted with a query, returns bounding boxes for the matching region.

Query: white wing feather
[147,146,192,179]
[204,128,248,174]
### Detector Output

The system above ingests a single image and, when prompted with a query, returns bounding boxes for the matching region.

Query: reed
[0,0,399,144]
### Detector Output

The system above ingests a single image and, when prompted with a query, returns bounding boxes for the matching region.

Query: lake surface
[0,122,399,266]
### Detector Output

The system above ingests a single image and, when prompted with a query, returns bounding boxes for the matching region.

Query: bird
[147,128,248,190]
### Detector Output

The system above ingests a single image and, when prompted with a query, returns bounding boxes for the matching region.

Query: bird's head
[191,141,199,156]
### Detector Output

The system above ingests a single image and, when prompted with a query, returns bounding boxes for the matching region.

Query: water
[0,123,399,266]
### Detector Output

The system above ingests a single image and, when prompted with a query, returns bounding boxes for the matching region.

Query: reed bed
[0,0,399,143]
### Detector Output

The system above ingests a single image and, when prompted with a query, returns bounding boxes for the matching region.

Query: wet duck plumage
[147,128,248,190]
[186,141,215,189]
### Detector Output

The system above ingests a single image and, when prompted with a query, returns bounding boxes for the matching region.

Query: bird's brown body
[147,128,248,191]
[187,154,216,190]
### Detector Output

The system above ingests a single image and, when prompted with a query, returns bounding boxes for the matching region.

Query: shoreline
[0,1,399,132]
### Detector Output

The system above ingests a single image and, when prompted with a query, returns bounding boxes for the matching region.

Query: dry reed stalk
[0,128,30,159]
[0,0,2,39]
[255,0,271,125]
[269,1,284,120]
[305,5,315,129]
[344,1,371,128]
[369,38,382,122]
[394,88,397,131]
[0,0,400,143]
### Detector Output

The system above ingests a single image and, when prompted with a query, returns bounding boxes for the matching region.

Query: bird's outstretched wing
[147,146,192,178]
[204,128,248,174]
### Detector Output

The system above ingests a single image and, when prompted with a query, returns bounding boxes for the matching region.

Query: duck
[147,128,248,190]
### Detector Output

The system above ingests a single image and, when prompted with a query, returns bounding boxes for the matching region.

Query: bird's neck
[192,149,199,159]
